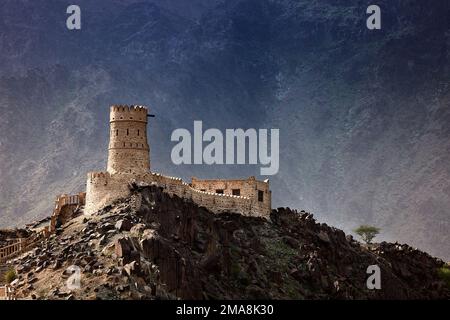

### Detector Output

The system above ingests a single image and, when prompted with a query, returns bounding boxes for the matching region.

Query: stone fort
[85,105,271,218]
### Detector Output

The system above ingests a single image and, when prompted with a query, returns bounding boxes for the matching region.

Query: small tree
[354,225,380,244]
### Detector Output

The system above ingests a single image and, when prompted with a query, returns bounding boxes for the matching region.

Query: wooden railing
[0,229,48,264]
[0,239,24,263]
[0,192,85,265]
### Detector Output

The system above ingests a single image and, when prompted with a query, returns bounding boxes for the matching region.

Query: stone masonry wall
[85,172,270,218]
[191,176,271,216]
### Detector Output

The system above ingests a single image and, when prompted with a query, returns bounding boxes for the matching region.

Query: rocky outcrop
[7,185,450,300]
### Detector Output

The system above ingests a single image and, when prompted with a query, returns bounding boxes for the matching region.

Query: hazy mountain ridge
[0,0,449,260]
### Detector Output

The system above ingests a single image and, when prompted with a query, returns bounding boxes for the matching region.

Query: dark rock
[116,284,130,292]
[283,236,300,248]
[123,261,141,277]
[201,253,222,273]
[115,237,133,258]
[317,231,331,244]
[245,284,270,299]
[99,222,115,233]
[99,235,107,245]
[115,219,133,232]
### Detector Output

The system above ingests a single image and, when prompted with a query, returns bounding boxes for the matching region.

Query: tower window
[216,189,224,194]
[232,189,241,196]
[137,129,140,136]
[116,129,118,136]
[127,129,129,135]
[258,190,264,202]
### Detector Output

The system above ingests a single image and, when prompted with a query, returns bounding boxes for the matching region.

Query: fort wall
[85,172,270,217]
[191,176,271,215]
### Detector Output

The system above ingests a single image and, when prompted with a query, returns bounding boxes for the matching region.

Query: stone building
[85,105,271,217]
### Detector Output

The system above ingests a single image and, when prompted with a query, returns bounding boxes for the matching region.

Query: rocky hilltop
[6,185,449,300]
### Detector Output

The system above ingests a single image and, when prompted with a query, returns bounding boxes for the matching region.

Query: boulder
[123,261,141,277]
[115,237,133,258]
[115,237,139,264]
[115,219,133,232]
[317,231,331,244]
[283,236,300,248]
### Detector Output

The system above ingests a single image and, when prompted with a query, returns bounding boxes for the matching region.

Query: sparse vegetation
[4,267,17,284]
[354,225,380,244]
[37,288,49,299]
[437,266,450,288]
[263,238,297,267]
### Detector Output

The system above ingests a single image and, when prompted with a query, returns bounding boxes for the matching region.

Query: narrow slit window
[116,129,118,136]
[127,129,129,135]
[137,129,140,136]
[258,190,264,202]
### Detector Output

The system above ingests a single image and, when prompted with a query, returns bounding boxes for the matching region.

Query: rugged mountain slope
[0,0,449,261]
[8,185,450,300]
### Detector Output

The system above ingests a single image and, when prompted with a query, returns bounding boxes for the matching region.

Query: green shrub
[263,239,297,266]
[4,268,16,284]
[437,266,450,288]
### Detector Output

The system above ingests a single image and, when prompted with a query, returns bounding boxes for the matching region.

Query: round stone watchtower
[107,105,150,174]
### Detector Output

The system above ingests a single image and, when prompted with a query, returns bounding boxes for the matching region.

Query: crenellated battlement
[87,171,110,180]
[111,104,148,111]
[110,105,148,122]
